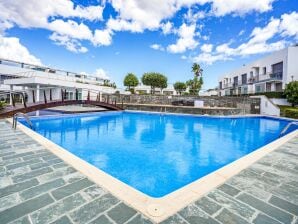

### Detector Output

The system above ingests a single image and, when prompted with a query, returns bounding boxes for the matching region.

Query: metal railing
[280,121,298,137]
[12,112,33,129]
[0,58,107,83]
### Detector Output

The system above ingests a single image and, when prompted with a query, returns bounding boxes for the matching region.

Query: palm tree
[192,63,203,77]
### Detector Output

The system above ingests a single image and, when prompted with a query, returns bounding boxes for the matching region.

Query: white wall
[271,98,291,106]
[287,46,298,84]
[251,95,280,116]
[218,46,298,96]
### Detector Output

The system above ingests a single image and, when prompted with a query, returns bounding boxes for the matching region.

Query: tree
[186,77,203,95]
[174,82,187,95]
[192,63,203,77]
[103,80,117,89]
[284,81,298,106]
[187,63,204,95]
[141,72,168,94]
[123,73,139,93]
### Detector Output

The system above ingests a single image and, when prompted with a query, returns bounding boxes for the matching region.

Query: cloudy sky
[0,0,297,89]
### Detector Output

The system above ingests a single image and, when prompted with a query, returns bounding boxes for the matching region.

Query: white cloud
[0,0,283,54]
[48,20,93,40]
[107,0,179,32]
[211,0,275,16]
[106,18,144,33]
[0,35,42,65]
[150,44,165,51]
[184,8,206,23]
[92,29,113,46]
[49,33,88,53]
[201,44,213,53]
[192,12,297,65]
[280,11,298,38]
[238,29,245,36]
[0,0,103,29]
[0,0,104,52]
[167,23,198,53]
[193,52,230,65]
[161,21,174,35]
[94,68,110,80]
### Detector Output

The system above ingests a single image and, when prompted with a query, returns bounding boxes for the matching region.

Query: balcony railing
[223,83,233,88]
[270,72,283,80]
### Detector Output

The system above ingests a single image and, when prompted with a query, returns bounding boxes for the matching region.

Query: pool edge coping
[7,117,298,223]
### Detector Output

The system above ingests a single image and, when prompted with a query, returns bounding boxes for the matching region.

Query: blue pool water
[20,111,297,197]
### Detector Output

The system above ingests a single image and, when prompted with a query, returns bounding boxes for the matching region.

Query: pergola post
[75,89,78,101]
[50,89,52,101]
[9,85,13,105]
[43,90,47,104]
[61,89,64,102]
[11,93,15,107]
[21,93,27,108]
[87,91,90,101]
[32,90,35,103]
[36,84,40,103]
[64,89,67,100]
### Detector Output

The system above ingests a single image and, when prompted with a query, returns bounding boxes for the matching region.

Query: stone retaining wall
[122,104,242,115]
[105,95,261,114]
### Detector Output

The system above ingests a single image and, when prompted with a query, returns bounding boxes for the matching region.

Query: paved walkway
[0,119,297,224]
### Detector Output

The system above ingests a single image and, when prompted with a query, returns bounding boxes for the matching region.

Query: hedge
[279,106,298,119]
[284,108,298,119]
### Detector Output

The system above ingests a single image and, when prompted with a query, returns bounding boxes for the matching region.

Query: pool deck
[0,119,297,224]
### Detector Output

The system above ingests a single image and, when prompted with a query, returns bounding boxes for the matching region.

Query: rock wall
[103,95,261,114]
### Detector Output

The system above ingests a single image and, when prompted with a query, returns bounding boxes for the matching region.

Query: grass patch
[279,105,298,119]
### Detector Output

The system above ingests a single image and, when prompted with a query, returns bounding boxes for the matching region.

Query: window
[263,67,266,75]
[255,84,265,93]
[241,74,247,84]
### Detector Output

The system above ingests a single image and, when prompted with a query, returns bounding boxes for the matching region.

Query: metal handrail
[12,112,33,130]
[280,121,298,137]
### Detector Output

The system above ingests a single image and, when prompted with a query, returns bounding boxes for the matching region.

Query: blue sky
[0,0,297,90]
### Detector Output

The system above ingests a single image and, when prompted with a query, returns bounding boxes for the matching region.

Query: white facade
[134,84,179,95]
[0,59,117,104]
[218,46,298,96]
[199,89,218,96]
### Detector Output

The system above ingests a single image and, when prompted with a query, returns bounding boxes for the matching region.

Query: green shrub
[284,108,298,119]
[0,101,6,110]
[250,92,285,98]
[284,81,298,106]
[279,105,298,119]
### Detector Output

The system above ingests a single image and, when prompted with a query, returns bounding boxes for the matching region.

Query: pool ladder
[280,121,298,137]
[12,112,33,130]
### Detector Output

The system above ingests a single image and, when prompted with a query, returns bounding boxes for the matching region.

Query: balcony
[270,72,283,80]
[258,72,283,82]
[223,83,233,88]
[233,83,238,88]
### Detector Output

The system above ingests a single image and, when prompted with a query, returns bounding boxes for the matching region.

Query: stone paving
[0,119,297,224]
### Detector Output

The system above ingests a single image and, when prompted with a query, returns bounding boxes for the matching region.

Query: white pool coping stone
[7,115,298,223]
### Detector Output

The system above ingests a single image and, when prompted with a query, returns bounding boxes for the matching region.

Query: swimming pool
[20,111,297,197]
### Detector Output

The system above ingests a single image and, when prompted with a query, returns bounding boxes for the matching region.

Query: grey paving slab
[0,120,297,224]
[88,214,114,224]
[107,202,137,224]
[69,194,119,223]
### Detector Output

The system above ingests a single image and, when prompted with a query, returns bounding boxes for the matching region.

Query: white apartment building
[0,59,118,104]
[134,84,179,95]
[218,46,298,96]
